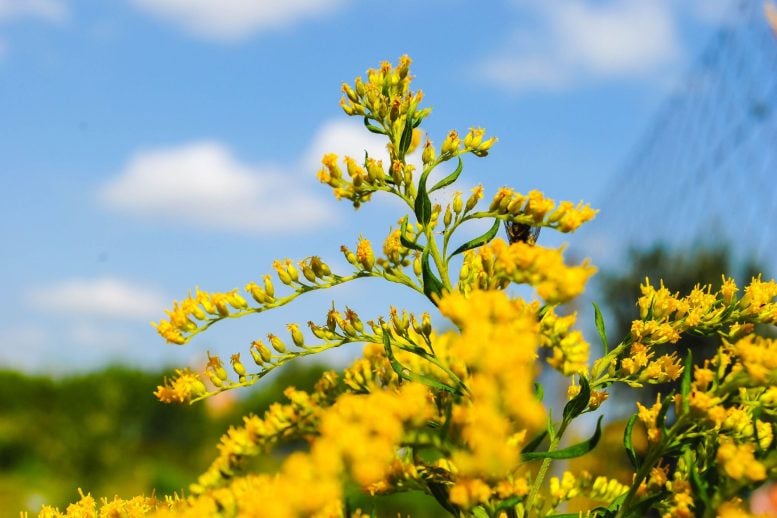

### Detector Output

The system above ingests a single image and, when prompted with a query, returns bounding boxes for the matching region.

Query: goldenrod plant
[37,56,776,518]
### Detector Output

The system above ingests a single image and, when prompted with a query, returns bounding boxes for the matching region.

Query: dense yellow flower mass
[37,56,777,518]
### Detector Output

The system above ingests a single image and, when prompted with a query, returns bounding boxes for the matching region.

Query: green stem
[524,418,572,516]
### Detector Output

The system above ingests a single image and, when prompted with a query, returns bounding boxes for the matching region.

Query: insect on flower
[504,221,541,245]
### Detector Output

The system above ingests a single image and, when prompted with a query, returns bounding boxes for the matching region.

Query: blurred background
[1,0,775,514]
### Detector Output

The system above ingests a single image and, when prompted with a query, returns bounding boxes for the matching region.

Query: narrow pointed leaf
[521,430,547,453]
[429,157,463,192]
[399,113,415,157]
[522,416,603,461]
[680,349,693,415]
[448,219,500,258]
[563,375,590,421]
[623,413,640,470]
[363,117,385,135]
[421,249,444,301]
[414,175,432,225]
[593,302,609,354]
[534,382,544,401]
[399,218,423,251]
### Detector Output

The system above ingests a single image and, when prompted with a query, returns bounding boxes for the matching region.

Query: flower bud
[341,245,358,267]
[227,290,248,310]
[441,130,460,156]
[422,313,432,336]
[308,321,327,340]
[287,324,305,348]
[268,333,286,354]
[206,369,224,388]
[263,274,275,298]
[444,206,453,227]
[301,262,317,283]
[413,253,422,277]
[252,340,273,363]
[366,159,385,183]
[230,353,246,376]
[422,139,436,165]
[250,347,264,366]
[342,82,358,103]
[285,261,299,283]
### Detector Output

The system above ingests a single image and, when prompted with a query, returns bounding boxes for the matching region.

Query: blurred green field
[0,364,445,516]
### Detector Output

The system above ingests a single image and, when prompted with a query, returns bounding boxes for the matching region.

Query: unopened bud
[252,340,273,363]
[341,246,358,267]
[422,140,436,165]
[441,130,460,156]
[287,324,305,348]
[263,274,275,298]
[230,353,246,376]
[268,334,286,354]
[206,369,224,387]
[444,206,452,227]
[301,262,317,283]
[422,313,432,335]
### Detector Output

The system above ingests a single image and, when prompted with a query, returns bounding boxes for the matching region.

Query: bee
[504,221,541,245]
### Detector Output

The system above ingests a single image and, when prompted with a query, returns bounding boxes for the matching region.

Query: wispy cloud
[128,0,349,41]
[478,0,682,93]
[99,139,337,234]
[25,277,168,320]
[0,0,68,22]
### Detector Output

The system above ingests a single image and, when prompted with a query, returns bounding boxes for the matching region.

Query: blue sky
[0,0,733,372]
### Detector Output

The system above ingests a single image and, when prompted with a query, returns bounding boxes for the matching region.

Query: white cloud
[303,119,391,172]
[0,0,67,22]
[479,0,681,92]
[99,141,334,233]
[25,277,168,320]
[129,0,348,41]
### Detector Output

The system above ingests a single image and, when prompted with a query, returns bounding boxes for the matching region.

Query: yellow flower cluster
[539,307,591,375]
[489,188,598,233]
[439,291,545,482]
[152,287,248,344]
[154,368,207,404]
[717,437,767,482]
[191,372,340,495]
[39,492,158,517]
[631,276,777,346]
[458,238,596,304]
[164,382,435,517]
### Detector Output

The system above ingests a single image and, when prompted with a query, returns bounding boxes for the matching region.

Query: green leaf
[656,394,673,432]
[421,248,444,302]
[645,295,655,321]
[563,375,590,421]
[429,157,463,192]
[427,481,460,517]
[534,382,544,401]
[363,117,385,135]
[414,174,432,226]
[680,349,693,416]
[448,219,500,259]
[399,218,423,251]
[399,112,415,157]
[521,430,548,454]
[522,416,603,461]
[471,507,489,518]
[593,302,609,354]
[623,414,640,470]
[686,448,710,509]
